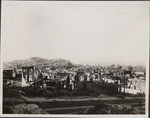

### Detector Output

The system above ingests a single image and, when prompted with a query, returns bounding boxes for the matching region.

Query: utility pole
[124,70,126,100]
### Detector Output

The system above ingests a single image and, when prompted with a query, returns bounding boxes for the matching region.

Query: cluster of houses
[125,72,145,94]
[3,65,146,95]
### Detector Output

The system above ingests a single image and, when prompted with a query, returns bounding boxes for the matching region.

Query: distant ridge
[3,57,76,69]
[3,57,146,72]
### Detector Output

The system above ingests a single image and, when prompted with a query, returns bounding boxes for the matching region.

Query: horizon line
[3,56,146,67]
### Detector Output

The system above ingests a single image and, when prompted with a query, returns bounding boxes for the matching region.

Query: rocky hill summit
[3,57,76,69]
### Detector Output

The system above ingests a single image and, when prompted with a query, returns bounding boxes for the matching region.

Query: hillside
[3,57,76,69]
[3,57,146,72]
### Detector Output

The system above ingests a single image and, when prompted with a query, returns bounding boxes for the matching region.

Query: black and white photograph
[1,1,149,117]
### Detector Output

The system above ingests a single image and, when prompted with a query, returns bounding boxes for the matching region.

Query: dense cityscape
[3,57,146,114]
[2,1,148,115]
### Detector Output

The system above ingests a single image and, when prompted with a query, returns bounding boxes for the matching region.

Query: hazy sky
[2,1,149,66]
